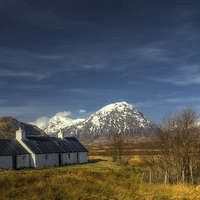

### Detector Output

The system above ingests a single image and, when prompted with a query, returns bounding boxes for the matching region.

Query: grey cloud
[0,70,49,80]
[133,47,171,63]
[166,97,200,103]
[64,88,128,95]
[133,97,164,109]
[155,65,200,86]
[0,44,127,81]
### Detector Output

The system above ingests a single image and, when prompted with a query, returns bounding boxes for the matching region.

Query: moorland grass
[0,160,200,199]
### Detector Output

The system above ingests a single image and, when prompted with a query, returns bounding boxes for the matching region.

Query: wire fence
[141,171,200,185]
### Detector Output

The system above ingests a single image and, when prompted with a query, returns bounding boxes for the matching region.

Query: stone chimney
[16,126,26,140]
[58,129,65,140]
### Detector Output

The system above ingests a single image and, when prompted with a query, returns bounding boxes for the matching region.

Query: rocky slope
[0,116,46,139]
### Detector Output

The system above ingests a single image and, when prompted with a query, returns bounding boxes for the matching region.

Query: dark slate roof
[0,140,30,156]
[23,136,88,154]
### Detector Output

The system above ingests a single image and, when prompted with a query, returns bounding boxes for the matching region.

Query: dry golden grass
[0,161,141,200]
[0,160,200,199]
[1,143,200,200]
[137,183,200,199]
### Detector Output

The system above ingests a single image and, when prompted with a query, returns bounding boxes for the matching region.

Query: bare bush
[110,132,131,164]
[140,106,200,183]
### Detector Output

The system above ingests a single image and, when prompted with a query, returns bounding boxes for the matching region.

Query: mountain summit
[60,102,157,143]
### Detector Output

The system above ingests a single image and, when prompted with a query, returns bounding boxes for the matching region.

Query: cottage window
[68,154,70,159]
[23,155,26,160]
[45,154,48,160]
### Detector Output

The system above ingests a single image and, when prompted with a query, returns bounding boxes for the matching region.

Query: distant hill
[0,116,46,139]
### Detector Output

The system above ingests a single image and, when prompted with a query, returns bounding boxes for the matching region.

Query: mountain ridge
[43,102,157,144]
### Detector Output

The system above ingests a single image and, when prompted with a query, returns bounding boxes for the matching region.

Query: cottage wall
[0,156,12,168]
[34,153,59,168]
[16,140,35,167]
[0,155,30,169]
[29,153,35,167]
[58,152,87,165]
[17,154,31,168]
[60,153,74,165]
[30,152,88,167]
[60,153,79,164]
[61,153,67,165]
[79,152,88,163]
[69,153,78,164]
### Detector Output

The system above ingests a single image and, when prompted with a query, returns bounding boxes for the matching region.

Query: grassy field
[0,158,200,200]
[1,143,200,199]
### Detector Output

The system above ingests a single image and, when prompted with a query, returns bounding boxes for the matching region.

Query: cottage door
[12,156,17,169]
[59,154,61,166]
[77,153,79,164]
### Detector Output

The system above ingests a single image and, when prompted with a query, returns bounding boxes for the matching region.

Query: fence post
[164,171,167,185]
[150,172,152,184]
[157,167,160,184]
[182,170,185,183]
[190,161,194,185]
[177,174,179,185]
[191,171,194,185]
[141,172,144,183]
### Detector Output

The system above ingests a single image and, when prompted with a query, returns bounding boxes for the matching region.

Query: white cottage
[0,128,88,169]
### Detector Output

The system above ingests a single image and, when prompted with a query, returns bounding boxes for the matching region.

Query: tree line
[140,106,200,183]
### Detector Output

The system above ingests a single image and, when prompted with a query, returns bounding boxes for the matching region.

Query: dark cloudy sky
[1,0,200,124]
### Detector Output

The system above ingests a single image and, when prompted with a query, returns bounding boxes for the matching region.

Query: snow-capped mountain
[61,102,157,143]
[39,102,157,143]
[39,115,84,135]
